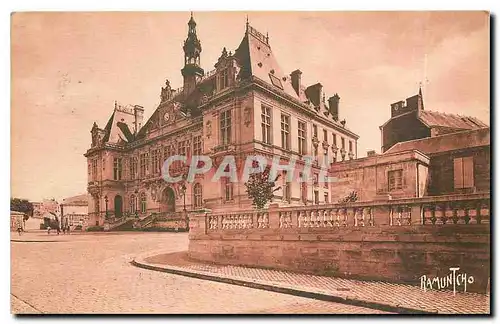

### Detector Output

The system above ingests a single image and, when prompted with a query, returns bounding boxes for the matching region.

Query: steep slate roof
[418,110,488,130]
[385,127,490,155]
[235,25,299,100]
[101,105,137,144]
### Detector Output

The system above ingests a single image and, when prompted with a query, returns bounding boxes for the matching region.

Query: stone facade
[84,15,359,226]
[61,194,89,228]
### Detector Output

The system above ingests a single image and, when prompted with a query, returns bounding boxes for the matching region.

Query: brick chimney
[290,69,302,96]
[133,105,144,133]
[328,94,340,121]
[305,83,323,108]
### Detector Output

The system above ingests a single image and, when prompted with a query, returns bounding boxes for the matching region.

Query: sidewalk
[132,251,490,314]
[10,230,155,242]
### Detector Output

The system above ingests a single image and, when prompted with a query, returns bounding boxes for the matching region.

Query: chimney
[290,69,302,96]
[367,150,377,157]
[328,94,340,121]
[133,105,144,133]
[305,83,323,108]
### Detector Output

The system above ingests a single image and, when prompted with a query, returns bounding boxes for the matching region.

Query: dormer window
[269,73,283,90]
[218,69,229,91]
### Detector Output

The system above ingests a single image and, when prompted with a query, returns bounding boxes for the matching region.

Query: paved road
[11,232,388,314]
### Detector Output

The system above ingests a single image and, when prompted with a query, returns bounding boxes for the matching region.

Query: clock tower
[181,12,204,97]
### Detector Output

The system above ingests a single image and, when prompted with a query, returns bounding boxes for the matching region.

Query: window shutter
[463,156,474,188]
[453,158,464,189]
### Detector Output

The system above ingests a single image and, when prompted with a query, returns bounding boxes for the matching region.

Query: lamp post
[180,182,187,211]
[104,195,109,220]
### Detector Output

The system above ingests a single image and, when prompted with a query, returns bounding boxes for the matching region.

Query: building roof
[62,194,89,206]
[10,210,26,216]
[101,104,137,145]
[418,110,488,130]
[234,25,299,100]
[385,127,490,155]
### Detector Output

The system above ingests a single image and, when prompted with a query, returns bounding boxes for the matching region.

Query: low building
[61,194,89,228]
[329,90,490,201]
[10,210,25,231]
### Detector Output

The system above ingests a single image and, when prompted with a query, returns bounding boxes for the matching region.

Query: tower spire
[182,12,204,96]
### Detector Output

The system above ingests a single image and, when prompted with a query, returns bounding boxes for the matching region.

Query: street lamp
[180,182,187,211]
[104,195,109,220]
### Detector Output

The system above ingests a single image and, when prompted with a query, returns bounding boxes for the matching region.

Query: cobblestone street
[11,232,389,314]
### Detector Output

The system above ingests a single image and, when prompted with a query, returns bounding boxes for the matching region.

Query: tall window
[300,173,307,204]
[280,114,290,150]
[341,137,345,150]
[219,69,229,90]
[91,159,98,180]
[323,174,329,189]
[282,171,291,203]
[129,157,137,180]
[129,195,136,213]
[261,105,272,144]
[178,140,188,157]
[140,192,147,213]
[313,124,318,138]
[313,173,319,186]
[223,177,234,201]
[193,135,202,155]
[298,121,306,155]
[220,110,232,145]
[388,169,403,191]
[332,134,337,147]
[349,141,353,153]
[323,129,328,142]
[193,183,203,208]
[163,145,172,160]
[324,193,329,204]
[113,157,122,180]
[151,149,161,174]
[454,156,474,189]
[139,153,149,178]
[314,190,319,205]
[94,198,100,213]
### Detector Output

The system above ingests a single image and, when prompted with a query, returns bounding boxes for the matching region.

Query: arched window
[129,195,136,213]
[140,192,147,213]
[193,183,203,208]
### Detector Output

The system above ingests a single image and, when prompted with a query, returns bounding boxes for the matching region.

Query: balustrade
[203,193,490,232]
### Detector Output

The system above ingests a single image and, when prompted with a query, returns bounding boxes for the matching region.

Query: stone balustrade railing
[207,210,269,231]
[202,192,490,232]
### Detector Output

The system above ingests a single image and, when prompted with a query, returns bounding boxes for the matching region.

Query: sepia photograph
[10,10,490,315]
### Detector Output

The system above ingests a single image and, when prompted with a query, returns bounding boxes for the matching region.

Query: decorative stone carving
[161,79,172,102]
[206,121,212,139]
[244,107,251,127]
[312,135,319,147]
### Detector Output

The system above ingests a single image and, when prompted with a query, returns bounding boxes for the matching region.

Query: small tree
[338,191,358,203]
[11,198,33,220]
[244,165,281,210]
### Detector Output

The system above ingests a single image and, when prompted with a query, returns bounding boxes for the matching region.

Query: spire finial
[191,11,193,19]
[246,14,249,32]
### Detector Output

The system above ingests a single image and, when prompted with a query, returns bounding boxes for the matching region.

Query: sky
[11,11,489,201]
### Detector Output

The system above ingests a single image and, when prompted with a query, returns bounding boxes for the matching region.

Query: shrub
[86,225,104,232]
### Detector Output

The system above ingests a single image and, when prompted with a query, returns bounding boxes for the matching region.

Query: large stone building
[84,14,359,226]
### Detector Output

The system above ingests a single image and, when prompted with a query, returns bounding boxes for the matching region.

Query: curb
[131,258,436,314]
[11,239,63,243]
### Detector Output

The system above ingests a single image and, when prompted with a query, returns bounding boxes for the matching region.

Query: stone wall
[188,195,490,293]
